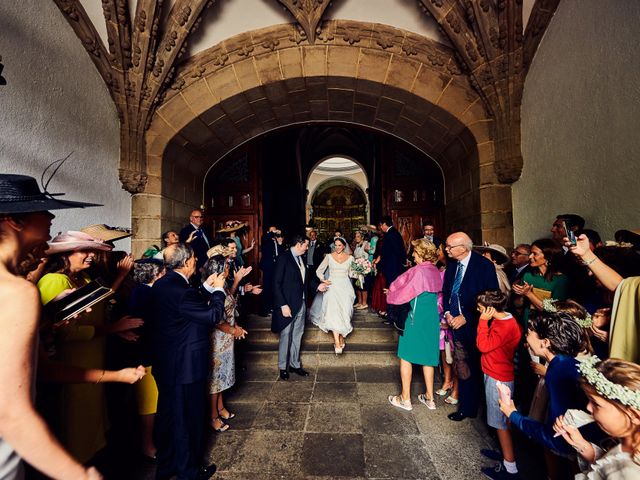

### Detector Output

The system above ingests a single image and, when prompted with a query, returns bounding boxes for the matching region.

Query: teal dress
[397,291,440,366]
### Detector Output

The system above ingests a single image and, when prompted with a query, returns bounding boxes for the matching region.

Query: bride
[310,237,355,354]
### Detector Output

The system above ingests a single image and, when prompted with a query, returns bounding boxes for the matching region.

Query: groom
[271,233,326,380]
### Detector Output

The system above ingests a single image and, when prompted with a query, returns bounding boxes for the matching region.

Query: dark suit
[443,251,498,417]
[305,239,325,297]
[150,271,225,480]
[179,224,211,272]
[379,226,406,285]
[259,232,281,314]
[271,249,319,370]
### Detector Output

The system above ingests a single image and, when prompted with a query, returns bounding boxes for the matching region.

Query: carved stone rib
[276,0,333,44]
[523,0,560,72]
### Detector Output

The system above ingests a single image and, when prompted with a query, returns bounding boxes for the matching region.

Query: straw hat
[218,220,247,233]
[81,224,132,242]
[474,243,509,265]
[46,231,113,255]
[207,244,231,258]
[0,174,101,214]
[359,224,378,232]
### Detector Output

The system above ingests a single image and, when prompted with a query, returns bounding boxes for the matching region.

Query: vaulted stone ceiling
[54,0,559,193]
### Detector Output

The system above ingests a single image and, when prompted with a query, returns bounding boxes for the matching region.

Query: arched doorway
[309,177,368,240]
[135,21,514,257]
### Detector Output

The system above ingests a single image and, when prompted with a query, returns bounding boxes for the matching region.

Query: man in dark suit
[305,229,325,272]
[505,243,531,285]
[422,220,442,249]
[378,215,406,285]
[442,232,499,422]
[179,209,211,273]
[259,226,281,316]
[150,244,226,480]
[271,233,326,380]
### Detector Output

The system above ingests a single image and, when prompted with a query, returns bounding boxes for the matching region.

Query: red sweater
[476,313,522,382]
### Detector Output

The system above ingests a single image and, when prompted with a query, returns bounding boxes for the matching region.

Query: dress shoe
[290,367,309,377]
[447,411,475,421]
[279,369,289,380]
[197,463,217,480]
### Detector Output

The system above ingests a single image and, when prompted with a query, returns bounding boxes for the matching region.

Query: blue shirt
[509,354,586,454]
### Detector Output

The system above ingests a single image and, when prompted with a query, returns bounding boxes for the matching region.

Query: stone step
[240,349,398,367]
[245,324,399,345]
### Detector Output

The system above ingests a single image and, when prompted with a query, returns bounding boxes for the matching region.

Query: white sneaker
[388,395,413,411]
[418,394,436,410]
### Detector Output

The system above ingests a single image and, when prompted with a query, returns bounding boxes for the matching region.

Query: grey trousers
[278,304,306,370]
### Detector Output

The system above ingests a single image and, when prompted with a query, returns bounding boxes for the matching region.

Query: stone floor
[127,362,510,480]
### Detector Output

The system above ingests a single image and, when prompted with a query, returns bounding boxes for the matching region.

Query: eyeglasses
[512,251,528,256]
[445,244,465,250]
[191,215,203,219]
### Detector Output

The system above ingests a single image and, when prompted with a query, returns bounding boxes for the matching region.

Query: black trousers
[154,380,207,480]
[453,327,483,418]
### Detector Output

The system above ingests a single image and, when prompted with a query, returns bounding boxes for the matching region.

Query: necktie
[296,255,305,281]
[197,229,210,248]
[449,263,465,316]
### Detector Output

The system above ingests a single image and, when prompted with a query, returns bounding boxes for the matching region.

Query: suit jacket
[305,240,325,271]
[379,226,406,283]
[179,224,211,271]
[271,250,318,333]
[259,232,279,271]
[442,251,499,344]
[507,264,531,285]
[150,270,225,386]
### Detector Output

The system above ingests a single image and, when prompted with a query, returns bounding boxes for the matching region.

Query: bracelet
[582,257,597,266]
[95,369,105,384]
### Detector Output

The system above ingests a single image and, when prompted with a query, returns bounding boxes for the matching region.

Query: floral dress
[209,290,236,394]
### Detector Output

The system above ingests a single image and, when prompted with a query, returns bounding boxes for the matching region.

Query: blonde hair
[581,358,640,465]
[411,239,438,263]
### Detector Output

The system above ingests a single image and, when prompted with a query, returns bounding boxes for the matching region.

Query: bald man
[442,232,499,421]
[179,209,211,274]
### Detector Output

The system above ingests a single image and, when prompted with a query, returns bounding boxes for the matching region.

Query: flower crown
[579,356,640,409]
[541,298,593,328]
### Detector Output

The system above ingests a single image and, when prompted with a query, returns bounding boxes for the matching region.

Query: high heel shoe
[334,345,343,355]
[211,417,230,433]
[435,383,453,396]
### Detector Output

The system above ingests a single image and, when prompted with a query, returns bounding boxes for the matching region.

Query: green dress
[397,291,440,366]
[521,271,569,326]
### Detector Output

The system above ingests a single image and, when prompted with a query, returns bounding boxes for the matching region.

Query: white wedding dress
[309,254,355,337]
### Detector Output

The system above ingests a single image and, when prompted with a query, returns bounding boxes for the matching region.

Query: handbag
[444,336,453,364]
[389,301,414,335]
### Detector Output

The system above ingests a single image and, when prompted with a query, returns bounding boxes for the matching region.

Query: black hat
[0,174,101,214]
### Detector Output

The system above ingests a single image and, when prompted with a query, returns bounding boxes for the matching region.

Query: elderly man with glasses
[505,244,531,284]
[179,209,211,274]
[442,232,499,422]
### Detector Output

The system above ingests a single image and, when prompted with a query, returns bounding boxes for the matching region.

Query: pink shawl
[387,261,443,305]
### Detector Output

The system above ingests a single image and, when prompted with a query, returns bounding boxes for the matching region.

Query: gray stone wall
[516,0,640,243]
[0,1,129,243]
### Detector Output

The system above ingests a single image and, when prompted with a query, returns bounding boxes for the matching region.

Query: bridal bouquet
[349,258,373,289]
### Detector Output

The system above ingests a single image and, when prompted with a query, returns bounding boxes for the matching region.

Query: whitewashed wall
[0,1,130,248]
[515,0,640,244]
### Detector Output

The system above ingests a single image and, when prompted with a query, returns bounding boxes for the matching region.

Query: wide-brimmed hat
[358,224,378,232]
[207,244,231,258]
[46,231,113,255]
[615,229,640,250]
[474,243,509,265]
[81,224,132,242]
[0,174,102,214]
[218,220,247,233]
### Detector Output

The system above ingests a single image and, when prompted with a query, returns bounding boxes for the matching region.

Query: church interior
[2,1,640,479]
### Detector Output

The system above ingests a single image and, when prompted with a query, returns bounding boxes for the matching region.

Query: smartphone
[562,220,577,246]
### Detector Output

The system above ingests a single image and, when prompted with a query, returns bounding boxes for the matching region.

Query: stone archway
[132,21,512,255]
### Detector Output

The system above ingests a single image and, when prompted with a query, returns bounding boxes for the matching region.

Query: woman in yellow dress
[37,231,141,462]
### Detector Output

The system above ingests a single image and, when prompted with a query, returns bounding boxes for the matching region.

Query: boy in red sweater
[476,290,522,480]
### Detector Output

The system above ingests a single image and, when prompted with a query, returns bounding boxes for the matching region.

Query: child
[475,290,522,479]
[553,357,640,478]
[499,311,587,457]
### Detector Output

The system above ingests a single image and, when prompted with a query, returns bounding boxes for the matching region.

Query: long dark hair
[531,238,564,281]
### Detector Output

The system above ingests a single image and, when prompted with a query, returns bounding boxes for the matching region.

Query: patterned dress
[209,291,237,394]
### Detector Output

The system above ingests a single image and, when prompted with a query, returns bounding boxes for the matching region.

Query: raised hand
[111,315,144,333]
